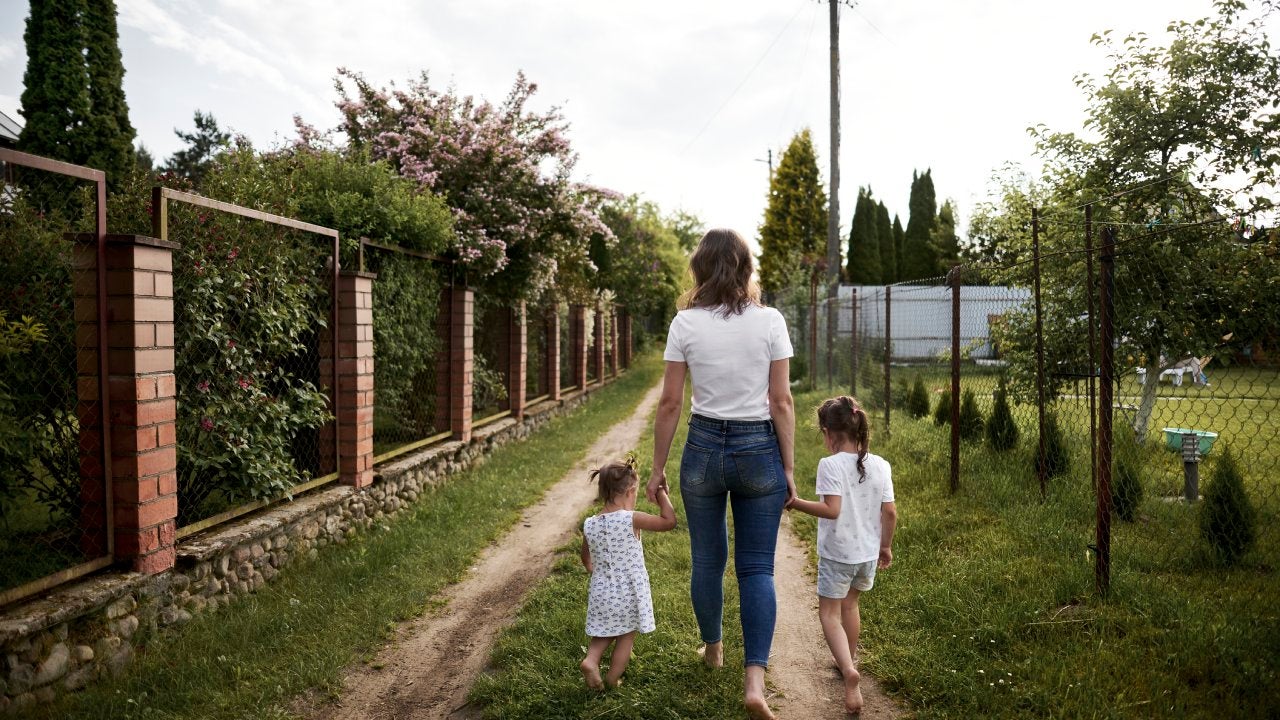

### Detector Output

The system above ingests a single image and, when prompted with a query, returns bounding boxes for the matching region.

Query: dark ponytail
[817,395,871,481]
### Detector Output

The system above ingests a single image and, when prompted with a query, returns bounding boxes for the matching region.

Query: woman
[648,228,795,719]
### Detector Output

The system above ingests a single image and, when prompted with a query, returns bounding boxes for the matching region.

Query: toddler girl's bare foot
[843,667,864,714]
[744,694,777,720]
[580,659,604,690]
[604,675,624,689]
[697,642,724,668]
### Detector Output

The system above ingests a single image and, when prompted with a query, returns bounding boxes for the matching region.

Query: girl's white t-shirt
[815,452,894,565]
[663,305,793,420]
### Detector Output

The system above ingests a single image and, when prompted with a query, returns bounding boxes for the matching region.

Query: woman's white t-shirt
[815,452,894,565]
[662,305,793,420]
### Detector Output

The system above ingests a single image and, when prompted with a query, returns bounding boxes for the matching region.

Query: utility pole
[754,148,773,183]
[825,0,842,295]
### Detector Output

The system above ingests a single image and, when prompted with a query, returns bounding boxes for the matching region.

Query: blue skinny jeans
[679,413,787,668]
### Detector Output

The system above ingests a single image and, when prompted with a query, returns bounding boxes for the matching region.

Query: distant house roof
[0,110,22,147]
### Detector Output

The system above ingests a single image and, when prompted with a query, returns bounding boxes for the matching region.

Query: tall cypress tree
[83,0,135,180]
[901,169,939,280]
[759,129,828,295]
[846,187,881,284]
[18,0,92,162]
[932,199,960,272]
[892,214,905,281]
[876,200,896,283]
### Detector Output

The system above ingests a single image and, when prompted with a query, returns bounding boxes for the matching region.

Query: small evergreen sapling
[1112,448,1143,522]
[907,376,930,418]
[986,380,1019,452]
[934,388,951,426]
[1034,411,1069,479]
[1199,447,1256,564]
[958,388,984,441]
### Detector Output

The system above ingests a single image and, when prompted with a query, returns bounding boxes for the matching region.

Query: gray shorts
[817,556,876,598]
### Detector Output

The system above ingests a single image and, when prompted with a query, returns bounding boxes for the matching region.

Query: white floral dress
[584,510,656,637]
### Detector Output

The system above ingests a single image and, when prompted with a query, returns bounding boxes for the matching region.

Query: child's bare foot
[697,641,724,668]
[744,694,777,719]
[843,667,864,714]
[604,675,624,689]
[580,659,604,690]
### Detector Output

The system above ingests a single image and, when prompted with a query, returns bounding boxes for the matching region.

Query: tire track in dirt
[310,383,662,720]
[768,514,905,719]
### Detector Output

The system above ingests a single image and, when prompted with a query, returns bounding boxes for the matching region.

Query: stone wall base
[0,387,605,714]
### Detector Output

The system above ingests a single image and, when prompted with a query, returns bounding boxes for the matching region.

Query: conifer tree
[164,110,231,185]
[892,214,905,282]
[876,200,896,283]
[82,0,135,180]
[901,169,938,280]
[932,199,961,273]
[18,0,92,162]
[846,188,881,284]
[759,129,827,294]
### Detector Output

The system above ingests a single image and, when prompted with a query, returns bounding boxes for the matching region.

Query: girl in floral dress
[580,458,677,689]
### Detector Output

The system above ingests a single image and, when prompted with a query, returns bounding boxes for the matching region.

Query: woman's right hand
[783,468,797,508]
[647,469,668,503]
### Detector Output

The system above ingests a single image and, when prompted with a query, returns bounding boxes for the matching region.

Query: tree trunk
[1132,347,1161,440]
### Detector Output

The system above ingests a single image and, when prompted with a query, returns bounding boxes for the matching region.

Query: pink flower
[237,377,250,390]
[227,247,240,262]
[200,417,214,432]
[196,380,211,393]
[227,339,237,349]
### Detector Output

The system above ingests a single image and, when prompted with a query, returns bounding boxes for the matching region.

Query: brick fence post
[73,234,179,574]
[592,302,605,386]
[545,305,561,402]
[434,284,474,441]
[336,271,375,487]
[498,301,527,420]
[608,306,619,378]
[570,304,588,390]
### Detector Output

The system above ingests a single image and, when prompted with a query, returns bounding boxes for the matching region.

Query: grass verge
[34,355,663,720]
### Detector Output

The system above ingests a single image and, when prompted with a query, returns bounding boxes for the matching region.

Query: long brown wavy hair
[678,228,762,317]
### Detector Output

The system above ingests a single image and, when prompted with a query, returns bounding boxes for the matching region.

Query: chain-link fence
[525,303,551,403]
[473,298,510,423]
[0,151,111,604]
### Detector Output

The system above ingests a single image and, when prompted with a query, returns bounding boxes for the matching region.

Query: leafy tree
[846,188,881,284]
[596,195,694,330]
[876,201,896,283]
[1200,446,1256,564]
[81,0,135,182]
[17,0,92,162]
[164,110,230,185]
[900,169,938,280]
[759,129,827,295]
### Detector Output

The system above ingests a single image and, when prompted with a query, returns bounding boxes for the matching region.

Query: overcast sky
[0,0,1271,248]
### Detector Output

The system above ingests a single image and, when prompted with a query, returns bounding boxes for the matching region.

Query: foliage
[0,311,49,509]
[596,195,694,327]
[900,169,938,280]
[759,129,827,295]
[891,215,905,282]
[846,187,882,283]
[333,69,611,301]
[366,251,442,442]
[932,199,960,272]
[986,379,1019,451]
[18,0,92,163]
[163,110,230,185]
[1112,441,1143,522]
[82,0,135,184]
[876,201,896,284]
[933,387,952,426]
[1034,410,1069,479]
[1199,446,1256,564]
[906,376,931,419]
[958,388,984,441]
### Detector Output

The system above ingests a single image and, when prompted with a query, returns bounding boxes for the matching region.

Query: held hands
[783,468,797,509]
[646,469,669,504]
[878,547,893,570]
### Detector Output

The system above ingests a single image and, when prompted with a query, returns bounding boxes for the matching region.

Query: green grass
[33,355,664,720]
[468,387,751,719]
[785,385,1280,719]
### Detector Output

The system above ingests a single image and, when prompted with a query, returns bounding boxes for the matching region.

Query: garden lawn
[33,355,663,720]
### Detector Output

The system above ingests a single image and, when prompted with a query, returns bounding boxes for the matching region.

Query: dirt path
[768,515,904,719]
[310,383,663,720]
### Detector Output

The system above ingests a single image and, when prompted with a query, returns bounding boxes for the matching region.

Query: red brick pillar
[434,284,474,441]
[73,235,179,574]
[592,302,606,386]
[498,301,527,420]
[570,304,588,391]
[337,272,375,487]
[545,306,561,402]
[609,307,619,378]
[72,240,107,559]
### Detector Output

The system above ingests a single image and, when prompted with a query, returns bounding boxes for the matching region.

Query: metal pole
[1084,205,1099,492]
[884,285,892,439]
[850,289,858,395]
[826,295,835,390]
[1096,225,1116,596]
[810,276,819,388]
[950,268,961,494]
[1033,207,1047,498]
[825,0,842,296]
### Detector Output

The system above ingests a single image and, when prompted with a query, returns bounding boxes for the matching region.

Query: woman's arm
[790,493,841,520]
[768,358,796,506]
[633,486,678,531]
[648,361,687,503]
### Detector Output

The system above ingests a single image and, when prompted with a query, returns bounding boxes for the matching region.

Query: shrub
[986,380,1019,452]
[1035,411,1069,479]
[907,377,930,419]
[958,389,984,441]
[1113,453,1143,522]
[893,376,910,408]
[933,388,952,426]
[1199,447,1256,564]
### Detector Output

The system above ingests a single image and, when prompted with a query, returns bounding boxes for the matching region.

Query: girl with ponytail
[789,395,897,715]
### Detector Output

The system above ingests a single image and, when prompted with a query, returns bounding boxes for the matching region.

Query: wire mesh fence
[526,303,550,402]
[162,196,336,532]
[0,153,110,602]
[473,298,510,423]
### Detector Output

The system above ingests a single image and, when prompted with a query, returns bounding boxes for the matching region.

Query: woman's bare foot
[697,641,724,668]
[580,659,604,690]
[745,694,777,719]
[843,666,864,714]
